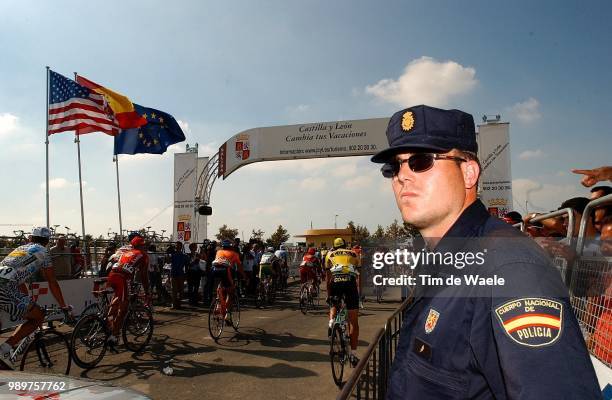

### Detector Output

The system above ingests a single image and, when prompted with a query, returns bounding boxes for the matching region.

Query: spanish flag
[76,75,147,129]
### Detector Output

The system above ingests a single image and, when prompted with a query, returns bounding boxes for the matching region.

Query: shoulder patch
[424,308,440,334]
[494,297,563,347]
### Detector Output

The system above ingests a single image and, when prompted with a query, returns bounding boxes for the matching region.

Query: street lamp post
[334,214,338,229]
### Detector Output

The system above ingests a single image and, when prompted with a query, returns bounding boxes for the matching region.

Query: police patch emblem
[401,111,415,132]
[424,308,440,334]
[494,297,563,347]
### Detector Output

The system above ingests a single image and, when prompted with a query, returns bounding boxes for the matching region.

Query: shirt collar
[434,199,490,253]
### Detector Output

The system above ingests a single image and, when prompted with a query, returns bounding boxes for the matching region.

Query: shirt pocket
[405,351,468,398]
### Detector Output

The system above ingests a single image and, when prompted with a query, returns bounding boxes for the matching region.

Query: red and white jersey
[111,247,148,278]
[300,254,319,268]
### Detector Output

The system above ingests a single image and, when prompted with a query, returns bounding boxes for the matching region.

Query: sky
[0,0,611,241]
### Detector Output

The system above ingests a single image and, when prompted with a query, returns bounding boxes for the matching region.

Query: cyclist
[211,239,245,322]
[0,227,69,369]
[259,246,280,283]
[325,237,361,367]
[106,234,151,345]
[275,244,289,266]
[299,247,320,291]
[275,244,289,286]
[103,231,140,276]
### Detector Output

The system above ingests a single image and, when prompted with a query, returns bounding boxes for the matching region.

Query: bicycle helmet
[279,244,287,251]
[333,237,346,249]
[31,226,51,239]
[131,236,146,247]
[221,239,234,249]
[266,246,275,252]
[128,231,141,241]
[307,247,315,255]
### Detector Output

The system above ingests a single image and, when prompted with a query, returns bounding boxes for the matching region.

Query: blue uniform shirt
[387,200,601,399]
[170,251,189,277]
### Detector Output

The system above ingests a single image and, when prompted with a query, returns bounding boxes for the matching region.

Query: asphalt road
[8,283,402,400]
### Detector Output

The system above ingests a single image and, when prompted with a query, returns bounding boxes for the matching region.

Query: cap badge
[401,111,415,132]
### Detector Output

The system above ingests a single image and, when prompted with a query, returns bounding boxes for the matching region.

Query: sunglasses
[381,153,467,178]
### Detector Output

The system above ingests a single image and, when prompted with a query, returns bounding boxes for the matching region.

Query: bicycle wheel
[70,314,108,369]
[122,304,154,353]
[269,281,277,304]
[20,330,71,375]
[81,302,102,317]
[208,298,225,341]
[330,324,346,387]
[307,288,315,311]
[255,284,265,308]
[299,286,307,314]
[230,295,240,331]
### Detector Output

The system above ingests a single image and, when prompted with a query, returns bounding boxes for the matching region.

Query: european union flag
[114,104,186,155]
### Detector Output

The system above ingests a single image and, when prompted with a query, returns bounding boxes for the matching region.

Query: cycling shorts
[0,279,33,322]
[259,264,274,279]
[107,271,129,302]
[329,274,359,310]
[213,268,233,288]
[299,267,316,284]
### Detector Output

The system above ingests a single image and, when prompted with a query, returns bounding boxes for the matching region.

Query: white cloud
[342,175,373,190]
[512,178,583,213]
[508,98,541,123]
[518,149,545,160]
[286,104,310,113]
[40,178,72,190]
[331,162,357,178]
[177,120,191,134]
[238,205,283,217]
[0,113,18,137]
[299,177,326,191]
[39,178,89,191]
[144,207,161,216]
[365,56,477,107]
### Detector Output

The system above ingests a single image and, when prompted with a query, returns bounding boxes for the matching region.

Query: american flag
[48,70,119,136]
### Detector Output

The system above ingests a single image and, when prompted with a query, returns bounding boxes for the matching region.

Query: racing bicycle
[299,280,319,314]
[70,281,153,368]
[2,305,73,374]
[208,281,240,341]
[255,273,277,308]
[329,295,353,387]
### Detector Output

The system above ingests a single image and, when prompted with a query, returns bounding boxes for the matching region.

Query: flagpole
[74,72,87,246]
[45,66,50,228]
[114,154,124,242]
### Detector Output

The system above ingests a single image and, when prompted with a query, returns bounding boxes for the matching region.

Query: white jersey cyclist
[274,245,289,265]
[0,227,55,323]
[0,243,51,285]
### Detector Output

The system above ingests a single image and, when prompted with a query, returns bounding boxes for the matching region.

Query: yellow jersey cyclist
[325,237,361,367]
[0,227,70,369]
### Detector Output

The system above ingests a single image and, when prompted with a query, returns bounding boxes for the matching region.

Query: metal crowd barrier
[567,194,612,367]
[527,208,575,284]
[528,207,575,239]
[337,298,411,400]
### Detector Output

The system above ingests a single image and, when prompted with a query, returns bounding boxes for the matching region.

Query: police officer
[371,105,601,399]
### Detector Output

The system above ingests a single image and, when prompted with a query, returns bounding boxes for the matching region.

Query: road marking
[256,316,273,319]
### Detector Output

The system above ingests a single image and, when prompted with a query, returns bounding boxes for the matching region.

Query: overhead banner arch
[217,118,391,179]
[199,117,511,219]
